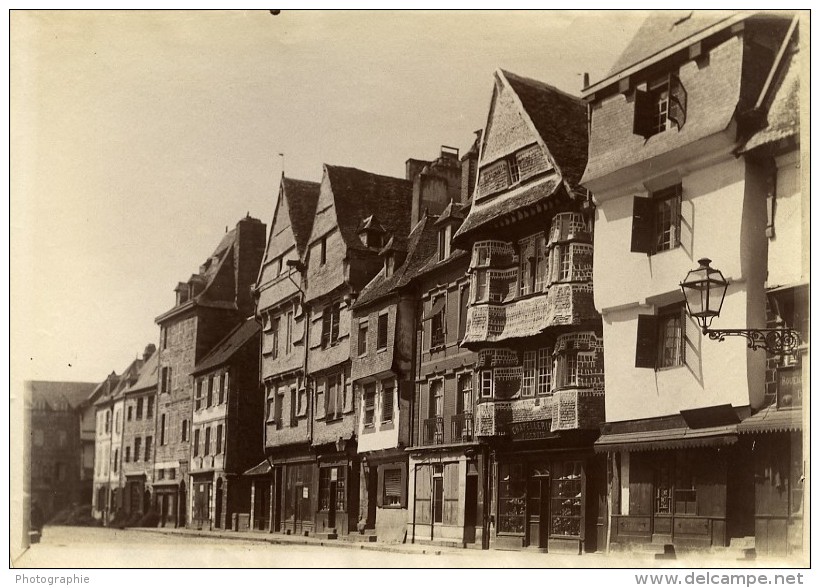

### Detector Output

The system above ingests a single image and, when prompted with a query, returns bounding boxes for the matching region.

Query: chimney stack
[143,343,157,362]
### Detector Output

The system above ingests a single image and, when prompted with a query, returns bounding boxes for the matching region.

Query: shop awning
[594,424,739,453]
[738,407,803,434]
[422,296,446,321]
[243,459,272,476]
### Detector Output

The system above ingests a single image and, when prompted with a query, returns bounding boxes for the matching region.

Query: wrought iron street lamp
[680,258,801,356]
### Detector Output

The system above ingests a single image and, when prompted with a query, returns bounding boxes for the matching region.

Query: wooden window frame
[377,312,389,351]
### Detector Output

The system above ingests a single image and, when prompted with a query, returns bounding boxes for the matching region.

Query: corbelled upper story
[454,69,595,345]
[581,12,792,193]
[581,12,795,423]
[256,177,320,383]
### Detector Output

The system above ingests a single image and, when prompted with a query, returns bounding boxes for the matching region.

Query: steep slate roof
[501,70,588,188]
[324,165,413,252]
[91,372,123,407]
[434,200,466,226]
[282,177,321,256]
[125,351,159,394]
[352,214,439,309]
[28,381,98,411]
[192,317,260,376]
[605,11,736,79]
[742,24,800,153]
[455,176,569,241]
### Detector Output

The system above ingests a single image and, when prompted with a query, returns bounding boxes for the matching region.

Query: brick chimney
[461,130,482,203]
[409,146,463,227]
[143,343,157,362]
[233,215,267,318]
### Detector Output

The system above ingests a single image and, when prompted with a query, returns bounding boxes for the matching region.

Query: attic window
[384,254,395,277]
[634,74,687,138]
[368,232,383,249]
[437,226,452,261]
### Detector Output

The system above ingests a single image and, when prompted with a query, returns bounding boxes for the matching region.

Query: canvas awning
[422,296,446,321]
[594,424,738,453]
[738,407,803,434]
[243,459,272,476]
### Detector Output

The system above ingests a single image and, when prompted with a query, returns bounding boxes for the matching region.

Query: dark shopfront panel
[492,452,604,554]
[315,458,360,535]
[612,447,733,548]
[280,462,315,535]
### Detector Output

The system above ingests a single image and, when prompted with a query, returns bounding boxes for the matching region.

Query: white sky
[10,10,647,383]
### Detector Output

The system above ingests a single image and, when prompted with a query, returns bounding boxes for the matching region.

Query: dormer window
[438,226,452,261]
[634,73,687,138]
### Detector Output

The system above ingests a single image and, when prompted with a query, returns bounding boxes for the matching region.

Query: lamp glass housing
[680,258,729,331]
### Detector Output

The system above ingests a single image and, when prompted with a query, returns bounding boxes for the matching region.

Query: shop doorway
[214,478,223,529]
[464,473,479,544]
[527,471,550,549]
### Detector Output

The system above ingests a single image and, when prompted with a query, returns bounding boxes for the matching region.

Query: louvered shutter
[443,462,460,525]
[415,465,432,524]
[633,88,654,138]
[630,196,654,254]
[635,314,659,369]
[668,74,687,131]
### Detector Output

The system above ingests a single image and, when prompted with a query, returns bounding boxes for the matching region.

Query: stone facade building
[27,380,98,519]
[190,317,262,531]
[351,147,466,543]
[582,12,801,554]
[121,345,158,517]
[453,69,605,554]
[91,371,122,522]
[153,215,266,528]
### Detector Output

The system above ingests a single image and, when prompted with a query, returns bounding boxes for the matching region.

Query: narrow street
[12,525,780,569]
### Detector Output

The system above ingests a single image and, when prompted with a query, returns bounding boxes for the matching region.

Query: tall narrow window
[204,427,211,456]
[430,295,445,349]
[216,424,223,454]
[159,414,166,446]
[458,284,469,340]
[430,380,443,418]
[218,373,225,404]
[290,386,298,427]
[181,419,189,442]
[144,436,152,462]
[364,384,376,426]
[657,304,686,369]
[193,429,200,457]
[146,397,154,418]
[381,386,394,423]
[207,375,214,407]
[358,321,368,356]
[537,348,552,395]
[320,236,327,265]
[271,316,280,359]
[480,370,493,398]
[113,449,119,472]
[285,309,294,355]
[195,379,203,410]
[136,398,144,420]
[377,313,388,350]
[134,437,141,462]
[521,351,536,397]
[457,373,473,414]
[653,185,682,254]
[322,302,341,347]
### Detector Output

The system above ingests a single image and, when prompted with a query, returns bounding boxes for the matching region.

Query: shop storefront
[489,443,604,554]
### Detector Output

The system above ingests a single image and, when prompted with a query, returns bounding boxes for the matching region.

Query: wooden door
[527,475,549,548]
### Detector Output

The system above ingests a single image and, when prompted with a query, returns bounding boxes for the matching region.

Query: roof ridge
[499,68,583,103]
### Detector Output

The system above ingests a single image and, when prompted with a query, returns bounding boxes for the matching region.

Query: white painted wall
[593,155,768,423]
[767,151,805,287]
[357,377,399,453]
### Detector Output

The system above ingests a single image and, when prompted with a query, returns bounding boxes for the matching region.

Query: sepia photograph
[8,7,810,577]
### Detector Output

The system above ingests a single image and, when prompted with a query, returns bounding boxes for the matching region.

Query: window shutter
[400,463,408,507]
[633,88,653,138]
[315,380,326,419]
[321,308,331,347]
[630,196,654,254]
[635,314,659,368]
[376,466,384,507]
[668,74,687,131]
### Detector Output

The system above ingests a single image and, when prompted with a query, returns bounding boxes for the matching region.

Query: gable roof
[606,12,736,79]
[91,372,122,407]
[501,70,588,188]
[742,19,800,153]
[352,213,439,309]
[28,380,98,411]
[125,351,159,394]
[192,316,260,376]
[324,165,413,252]
[282,177,321,257]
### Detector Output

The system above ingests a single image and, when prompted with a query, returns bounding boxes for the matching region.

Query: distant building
[90,372,122,521]
[121,345,158,517]
[27,380,98,519]
[153,215,266,528]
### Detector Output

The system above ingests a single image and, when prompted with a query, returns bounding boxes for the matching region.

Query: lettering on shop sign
[508,420,558,441]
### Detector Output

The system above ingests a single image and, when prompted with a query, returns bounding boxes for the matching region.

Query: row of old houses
[41,11,803,559]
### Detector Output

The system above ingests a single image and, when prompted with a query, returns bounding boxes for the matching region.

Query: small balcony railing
[451,412,474,442]
[422,416,444,445]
